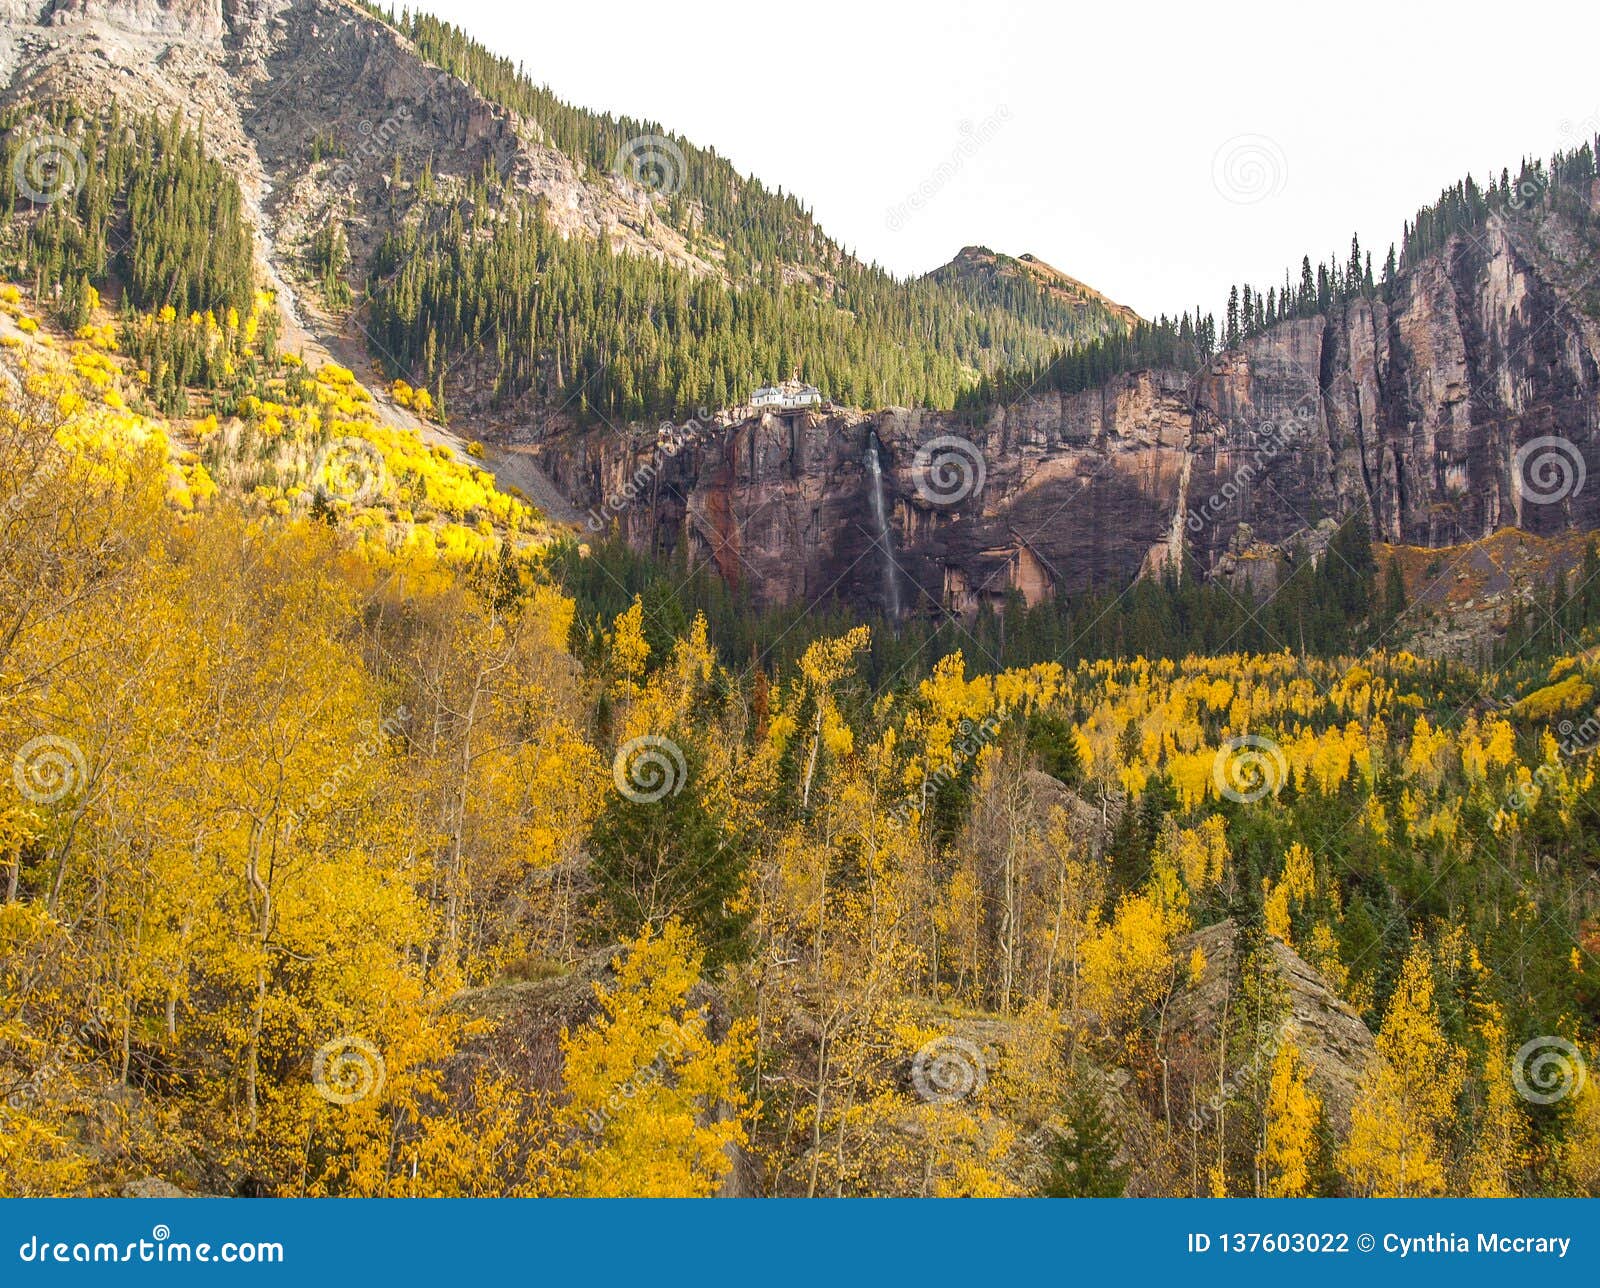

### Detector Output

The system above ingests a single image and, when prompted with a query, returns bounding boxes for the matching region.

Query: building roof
[752,379,823,400]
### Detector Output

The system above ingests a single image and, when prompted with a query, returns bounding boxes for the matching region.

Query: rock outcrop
[540,203,1600,616]
[1166,919,1377,1136]
[0,0,722,315]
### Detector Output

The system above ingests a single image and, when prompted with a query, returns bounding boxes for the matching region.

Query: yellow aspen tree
[553,921,751,1197]
[794,627,871,810]
[1557,1065,1600,1195]
[1262,842,1315,944]
[1079,852,1190,1044]
[1464,1011,1526,1197]
[1341,942,1465,1196]
[1259,1036,1321,1196]
[607,595,651,695]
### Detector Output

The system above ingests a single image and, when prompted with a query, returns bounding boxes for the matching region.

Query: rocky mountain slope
[0,0,1132,422]
[5,0,1600,625]
[926,245,1143,331]
[542,194,1600,617]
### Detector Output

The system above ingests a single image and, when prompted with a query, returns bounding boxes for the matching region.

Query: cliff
[540,197,1600,616]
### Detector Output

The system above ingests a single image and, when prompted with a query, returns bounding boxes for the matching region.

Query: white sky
[421,0,1599,320]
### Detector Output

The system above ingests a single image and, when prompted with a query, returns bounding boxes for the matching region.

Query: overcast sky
[422,0,1598,320]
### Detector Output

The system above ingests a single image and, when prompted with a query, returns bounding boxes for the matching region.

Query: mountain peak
[930,246,1142,329]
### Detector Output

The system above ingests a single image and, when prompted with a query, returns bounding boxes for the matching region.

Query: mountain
[3,0,1599,637]
[9,0,1600,1208]
[540,168,1600,633]
[0,0,1135,430]
[926,245,1143,331]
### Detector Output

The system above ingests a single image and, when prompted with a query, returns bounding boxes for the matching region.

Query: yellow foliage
[554,922,751,1196]
[1341,943,1465,1196]
[1259,1035,1322,1197]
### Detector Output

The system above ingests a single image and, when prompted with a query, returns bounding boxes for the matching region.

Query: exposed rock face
[0,0,721,308]
[541,205,1600,615]
[1167,920,1377,1136]
[446,947,755,1196]
[46,0,223,40]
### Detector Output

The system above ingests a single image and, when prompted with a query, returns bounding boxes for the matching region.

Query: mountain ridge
[927,244,1143,330]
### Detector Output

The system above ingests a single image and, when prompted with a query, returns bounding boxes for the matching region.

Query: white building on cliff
[750,379,824,412]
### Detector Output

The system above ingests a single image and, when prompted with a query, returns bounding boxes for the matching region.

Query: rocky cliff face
[0,0,723,308]
[1167,920,1376,1136]
[540,200,1600,616]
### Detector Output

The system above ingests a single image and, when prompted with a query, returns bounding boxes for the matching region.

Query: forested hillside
[2,299,1600,1196]
[1,0,1599,1203]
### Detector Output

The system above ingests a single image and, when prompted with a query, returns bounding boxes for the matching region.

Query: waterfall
[864,430,903,618]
